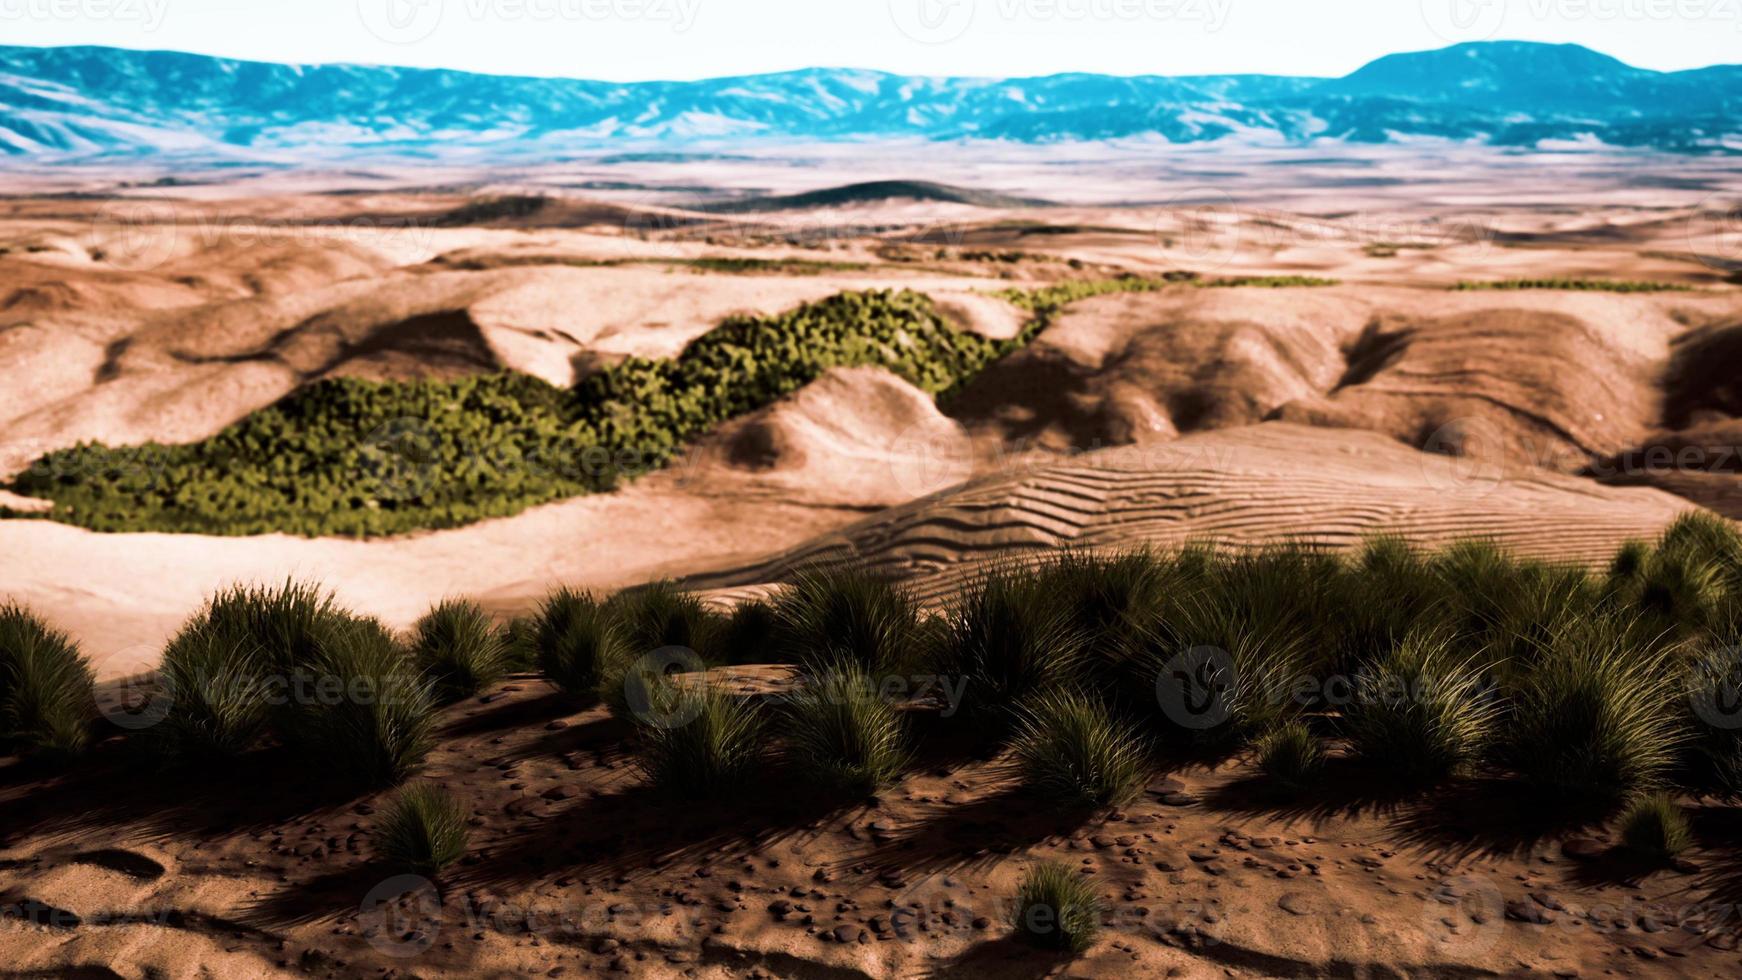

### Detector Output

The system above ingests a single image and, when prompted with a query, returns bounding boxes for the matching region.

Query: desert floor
[2,144,1741,977]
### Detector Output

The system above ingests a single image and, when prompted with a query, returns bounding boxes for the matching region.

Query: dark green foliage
[1031,550,1175,676]
[284,616,436,788]
[1338,535,1448,669]
[1497,618,1683,805]
[1342,630,1500,784]
[634,686,766,798]
[373,783,469,875]
[17,290,1029,536]
[412,599,508,702]
[714,599,779,665]
[931,564,1089,730]
[534,588,626,697]
[1012,862,1103,954]
[1453,279,1694,293]
[155,622,271,761]
[498,615,539,673]
[0,604,95,758]
[154,581,352,763]
[1255,721,1324,793]
[1618,793,1693,861]
[772,565,922,676]
[782,660,910,795]
[1010,689,1149,809]
[606,582,720,660]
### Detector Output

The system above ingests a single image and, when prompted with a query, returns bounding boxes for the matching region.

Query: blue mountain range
[1,41,1736,157]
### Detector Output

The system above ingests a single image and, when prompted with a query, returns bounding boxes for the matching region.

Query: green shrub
[195,581,347,672]
[1255,721,1324,793]
[931,565,1089,730]
[1031,549,1174,676]
[1342,631,1500,784]
[498,615,539,673]
[1012,862,1103,954]
[1338,536,1449,668]
[534,588,626,697]
[1618,793,1693,861]
[1678,629,1742,796]
[1452,279,1693,293]
[17,289,1033,536]
[782,660,909,795]
[1010,690,1148,809]
[1656,511,1742,599]
[606,582,719,659]
[154,622,271,761]
[1142,593,1308,748]
[1498,619,1683,805]
[634,685,766,798]
[0,604,95,758]
[772,565,922,675]
[714,599,779,665]
[284,617,436,788]
[373,783,469,875]
[412,599,508,702]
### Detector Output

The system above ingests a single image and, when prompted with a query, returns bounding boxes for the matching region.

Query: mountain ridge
[2,41,1737,158]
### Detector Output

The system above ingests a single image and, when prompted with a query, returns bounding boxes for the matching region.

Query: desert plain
[3,142,1742,978]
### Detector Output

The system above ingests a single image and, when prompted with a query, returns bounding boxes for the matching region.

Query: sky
[0,0,1736,81]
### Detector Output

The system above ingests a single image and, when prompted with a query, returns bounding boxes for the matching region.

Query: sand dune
[688,422,1697,606]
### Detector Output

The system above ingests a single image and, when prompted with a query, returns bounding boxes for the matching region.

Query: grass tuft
[535,588,627,697]
[606,582,720,660]
[0,604,95,758]
[285,616,437,788]
[634,685,767,798]
[1342,630,1500,784]
[1618,792,1693,861]
[412,599,508,702]
[1012,862,1103,954]
[772,565,922,675]
[782,659,910,796]
[1010,690,1149,810]
[932,564,1089,730]
[373,783,470,875]
[1498,618,1683,805]
[1254,720,1324,793]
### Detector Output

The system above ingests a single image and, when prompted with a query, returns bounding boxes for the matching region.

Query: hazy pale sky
[2,0,1735,80]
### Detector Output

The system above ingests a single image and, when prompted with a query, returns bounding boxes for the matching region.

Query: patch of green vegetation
[1452,279,1695,293]
[664,256,874,275]
[13,290,1025,537]
[1010,689,1148,810]
[412,599,508,703]
[0,603,95,759]
[1012,862,1103,954]
[151,581,437,788]
[1254,720,1325,794]
[1619,792,1693,861]
[373,782,470,875]
[781,659,911,796]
